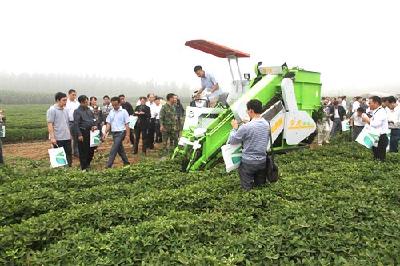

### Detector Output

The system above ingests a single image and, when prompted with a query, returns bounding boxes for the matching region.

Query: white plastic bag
[341,120,350,132]
[356,125,380,149]
[129,115,138,129]
[101,125,107,136]
[90,130,101,147]
[0,125,5,138]
[48,147,68,168]
[221,144,242,173]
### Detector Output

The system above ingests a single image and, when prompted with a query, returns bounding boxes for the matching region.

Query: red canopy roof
[185,40,250,58]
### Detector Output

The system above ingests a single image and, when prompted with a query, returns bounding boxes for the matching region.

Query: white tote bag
[48,147,68,168]
[129,115,138,129]
[90,130,101,147]
[0,125,5,138]
[221,144,242,173]
[356,125,380,149]
[341,120,350,132]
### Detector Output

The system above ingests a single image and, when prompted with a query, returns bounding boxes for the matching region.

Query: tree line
[0,72,191,105]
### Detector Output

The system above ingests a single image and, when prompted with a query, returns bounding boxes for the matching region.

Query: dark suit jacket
[329,105,346,121]
[121,102,134,116]
[134,105,151,128]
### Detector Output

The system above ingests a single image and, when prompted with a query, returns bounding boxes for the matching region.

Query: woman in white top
[362,96,389,161]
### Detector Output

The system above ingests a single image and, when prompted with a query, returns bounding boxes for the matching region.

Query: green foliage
[0,104,48,143]
[0,144,399,265]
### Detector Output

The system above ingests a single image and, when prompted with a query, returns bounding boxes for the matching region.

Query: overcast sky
[0,0,399,95]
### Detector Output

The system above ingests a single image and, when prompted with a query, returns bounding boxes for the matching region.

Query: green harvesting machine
[173,40,322,172]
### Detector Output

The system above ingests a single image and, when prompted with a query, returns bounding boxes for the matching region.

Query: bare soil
[3,138,165,170]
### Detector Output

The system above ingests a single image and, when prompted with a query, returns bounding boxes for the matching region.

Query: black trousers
[106,131,129,168]
[238,161,267,190]
[389,129,400,152]
[148,118,156,148]
[53,140,72,167]
[0,138,4,165]
[129,129,135,146]
[155,119,162,143]
[78,129,95,170]
[134,125,148,153]
[372,134,389,162]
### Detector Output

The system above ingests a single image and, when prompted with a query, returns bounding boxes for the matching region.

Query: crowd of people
[44,89,187,170]
[317,95,400,161]
[0,65,225,168]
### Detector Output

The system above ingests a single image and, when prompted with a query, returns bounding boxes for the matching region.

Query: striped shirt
[229,118,270,164]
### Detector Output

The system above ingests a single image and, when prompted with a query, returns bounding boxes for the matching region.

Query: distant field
[1,104,49,143]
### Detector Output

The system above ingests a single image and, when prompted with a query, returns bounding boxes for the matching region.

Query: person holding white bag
[73,95,98,170]
[47,92,72,167]
[229,99,269,191]
[362,96,389,161]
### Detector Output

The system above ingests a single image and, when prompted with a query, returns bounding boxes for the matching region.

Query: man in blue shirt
[103,97,131,168]
[229,99,269,190]
[194,65,221,107]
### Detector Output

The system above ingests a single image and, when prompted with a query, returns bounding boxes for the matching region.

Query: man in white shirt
[362,96,389,161]
[386,96,400,152]
[66,89,80,157]
[153,97,163,143]
[147,93,157,149]
[349,107,366,141]
[102,96,130,168]
[329,101,346,137]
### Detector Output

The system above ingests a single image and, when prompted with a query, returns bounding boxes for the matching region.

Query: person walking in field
[160,93,178,153]
[47,92,73,167]
[317,99,331,146]
[101,95,112,120]
[133,97,151,155]
[147,93,157,149]
[66,89,80,157]
[102,97,131,168]
[119,94,135,148]
[385,96,400,152]
[73,95,97,170]
[153,97,163,143]
[0,109,6,165]
[362,96,389,161]
[349,107,366,141]
[329,100,346,138]
[174,95,185,139]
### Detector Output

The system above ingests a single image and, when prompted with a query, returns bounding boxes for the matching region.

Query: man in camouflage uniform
[160,93,178,152]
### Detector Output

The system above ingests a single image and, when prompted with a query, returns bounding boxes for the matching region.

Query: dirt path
[3,138,165,169]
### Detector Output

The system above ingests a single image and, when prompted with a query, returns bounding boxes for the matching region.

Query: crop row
[1,143,400,264]
[0,172,237,264]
